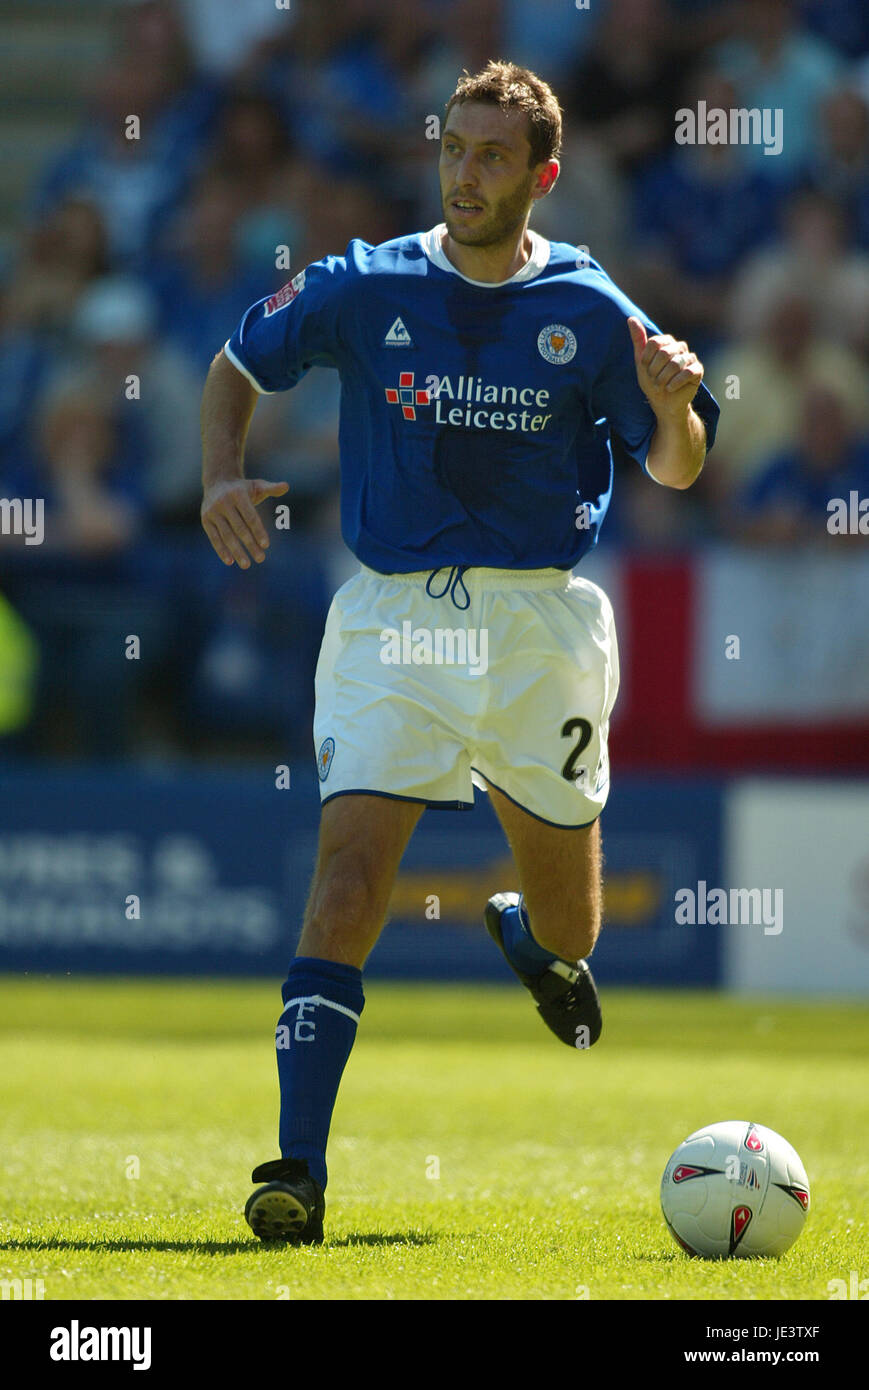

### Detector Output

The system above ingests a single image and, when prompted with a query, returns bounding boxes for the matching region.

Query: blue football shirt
[225,224,720,573]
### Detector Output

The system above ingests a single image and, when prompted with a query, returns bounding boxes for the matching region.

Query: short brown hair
[444,60,563,168]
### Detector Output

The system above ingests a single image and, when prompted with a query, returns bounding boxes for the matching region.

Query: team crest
[317,737,335,782]
[538,323,577,364]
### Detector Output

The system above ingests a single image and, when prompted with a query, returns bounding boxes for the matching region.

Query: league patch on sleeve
[264,270,306,317]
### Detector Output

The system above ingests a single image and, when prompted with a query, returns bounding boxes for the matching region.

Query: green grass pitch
[0,976,866,1301]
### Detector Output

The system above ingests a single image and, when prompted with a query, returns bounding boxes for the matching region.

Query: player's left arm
[627,316,707,490]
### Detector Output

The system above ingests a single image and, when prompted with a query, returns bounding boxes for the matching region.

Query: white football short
[313,563,620,827]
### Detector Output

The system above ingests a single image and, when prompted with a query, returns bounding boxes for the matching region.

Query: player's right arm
[200,348,288,569]
[200,252,349,568]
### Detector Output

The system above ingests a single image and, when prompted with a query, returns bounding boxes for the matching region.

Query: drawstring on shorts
[424,565,471,611]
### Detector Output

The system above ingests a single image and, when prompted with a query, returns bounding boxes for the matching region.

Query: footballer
[200,61,719,1244]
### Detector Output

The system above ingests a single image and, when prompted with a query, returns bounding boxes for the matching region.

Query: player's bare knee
[305,883,378,939]
[304,856,386,939]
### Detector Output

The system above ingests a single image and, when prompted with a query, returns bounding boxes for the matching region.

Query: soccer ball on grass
[660,1120,809,1258]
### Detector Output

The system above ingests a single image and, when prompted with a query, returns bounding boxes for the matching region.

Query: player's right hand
[201,477,289,569]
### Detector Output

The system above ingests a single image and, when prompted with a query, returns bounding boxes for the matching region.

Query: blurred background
[0,0,866,994]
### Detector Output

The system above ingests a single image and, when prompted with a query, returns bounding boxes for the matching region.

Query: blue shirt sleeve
[223,254,347,394]
[588,291,720,475]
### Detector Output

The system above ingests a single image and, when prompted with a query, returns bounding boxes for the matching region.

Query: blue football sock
[500,895,560,975]
[276,956,364,1192]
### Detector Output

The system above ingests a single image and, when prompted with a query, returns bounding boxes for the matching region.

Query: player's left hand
[628,317,704,420]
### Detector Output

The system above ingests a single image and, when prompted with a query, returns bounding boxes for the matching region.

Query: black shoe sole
[244,1181,324,1245]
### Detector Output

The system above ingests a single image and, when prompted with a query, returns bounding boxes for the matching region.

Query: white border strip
[281,993,361,1024]
[223,339,275,395]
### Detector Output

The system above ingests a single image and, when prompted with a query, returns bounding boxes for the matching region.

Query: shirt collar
[420,223,550,287]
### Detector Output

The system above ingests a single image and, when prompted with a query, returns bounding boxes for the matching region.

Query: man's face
[439,101,555,248]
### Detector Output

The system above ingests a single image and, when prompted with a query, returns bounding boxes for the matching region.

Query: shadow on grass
[0,1230,438,1255]
[327,1231,437,1249]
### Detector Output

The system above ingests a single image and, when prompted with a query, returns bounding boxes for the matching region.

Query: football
[660,1120,810,1259]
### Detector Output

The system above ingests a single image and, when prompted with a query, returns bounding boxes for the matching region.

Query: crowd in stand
[0,0,867,758]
